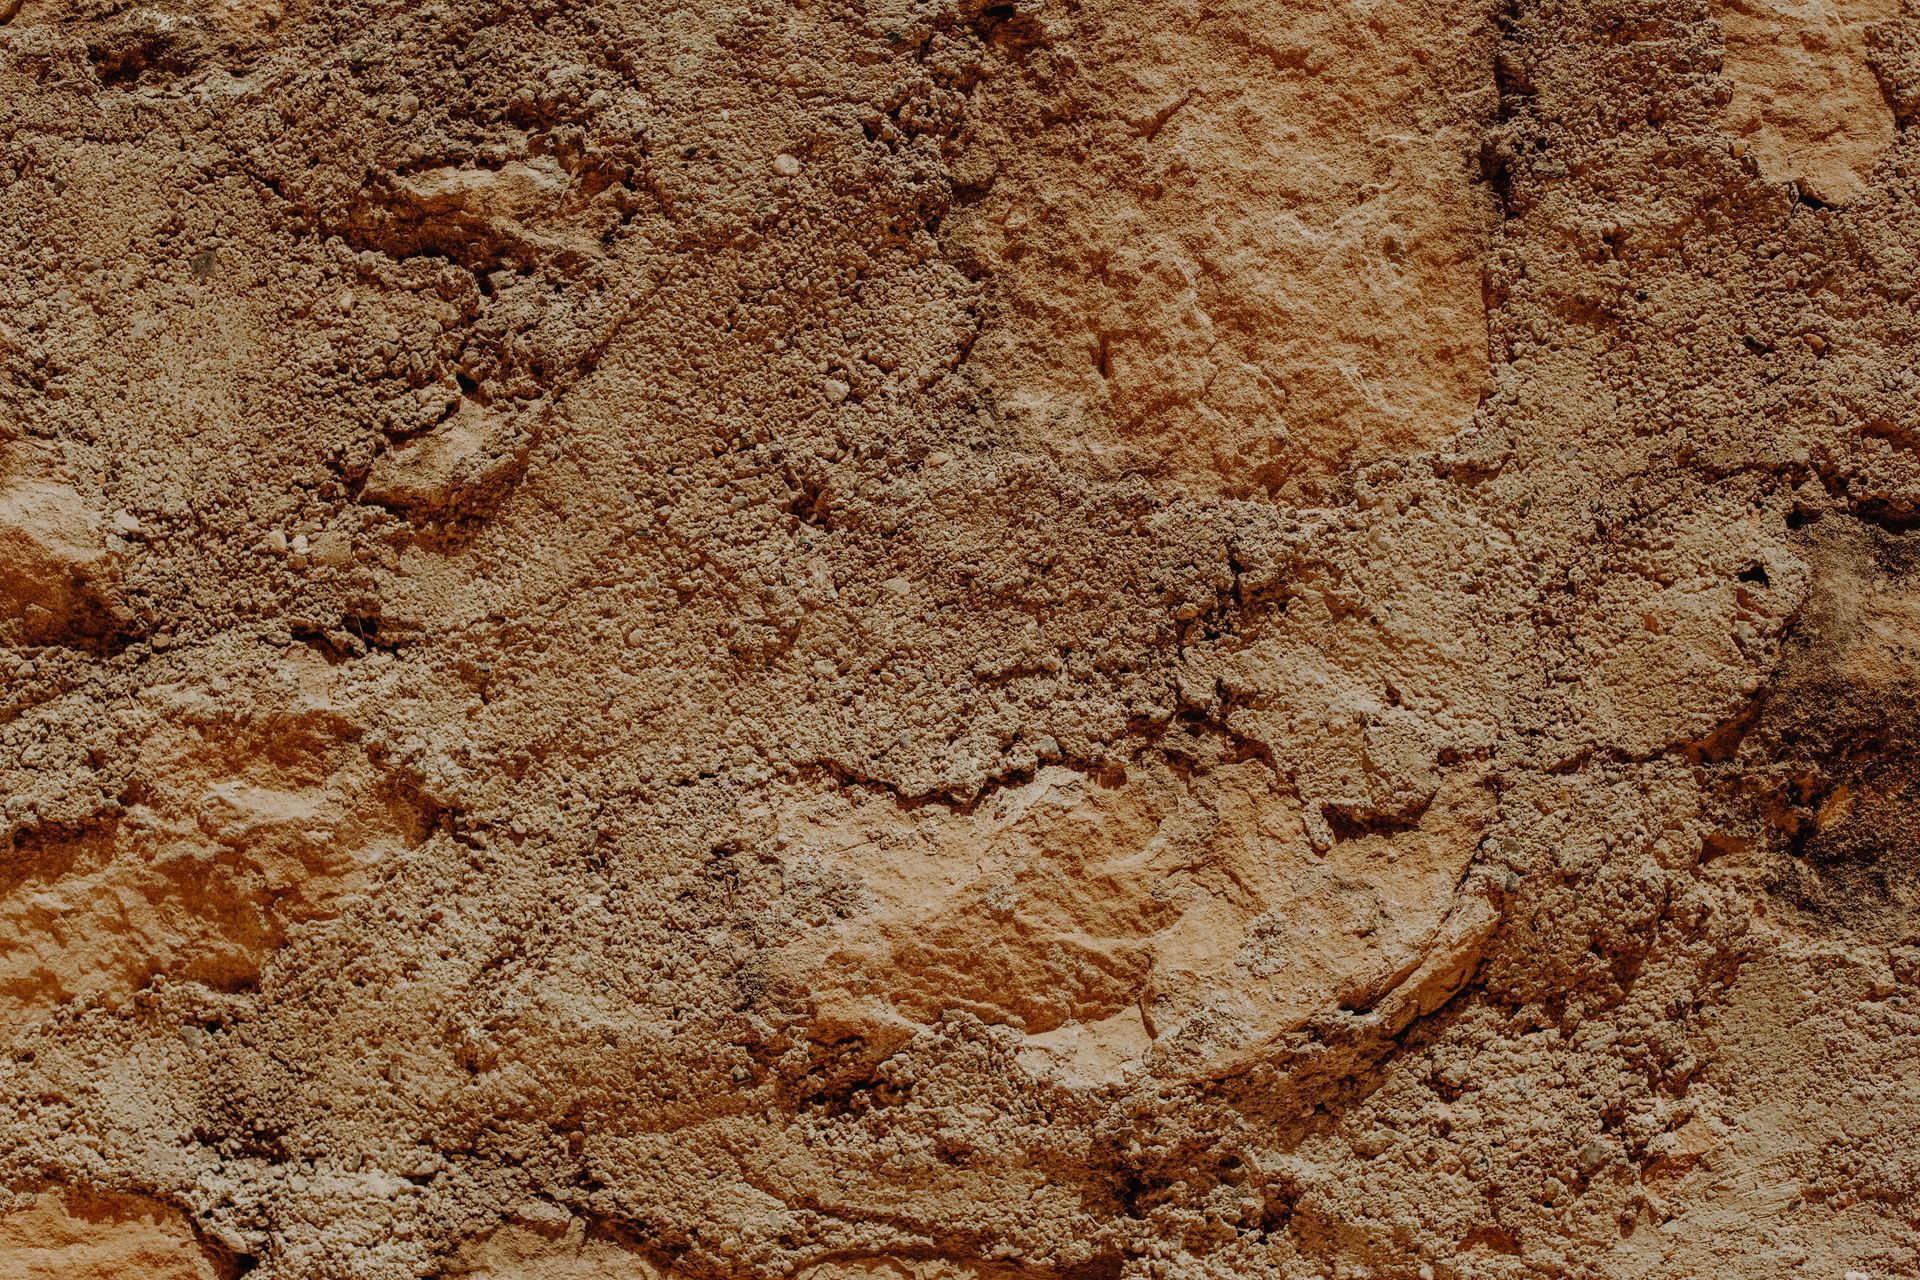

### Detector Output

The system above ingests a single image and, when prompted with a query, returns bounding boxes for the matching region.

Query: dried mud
[1,0,1918,1277]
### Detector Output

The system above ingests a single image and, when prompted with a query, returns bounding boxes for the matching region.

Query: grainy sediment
[1,0,1917,1277]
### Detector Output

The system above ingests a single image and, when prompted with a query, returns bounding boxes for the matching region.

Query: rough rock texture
[0,1190,220,1280]
[944,0,1499,496]
[1,0,1919,1277]
[1718,0,1898,204]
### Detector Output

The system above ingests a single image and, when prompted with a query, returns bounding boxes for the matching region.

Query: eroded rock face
[767,754,1496,1085]
[0,441,120,643]
[946,0,1499,498]
[1716,0,1899,203]
[0,644,428,1037]
[3,0,1920,1277]
[446,1220,664,1280]
[0,1191,221,1280]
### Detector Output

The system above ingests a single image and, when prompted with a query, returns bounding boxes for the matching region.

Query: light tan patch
[0,1191,219,1280]
[0,648,425,1041]
[1717,0,1899,203]
[768,755,1493,1083]
[363,399,518,515]
[0,442,116,643]
[950,0,1498,497]
[447,1221,664,1280]
[798,1262,1012,1280]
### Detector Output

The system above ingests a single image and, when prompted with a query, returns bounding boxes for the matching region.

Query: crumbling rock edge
[2,0,1919,1277]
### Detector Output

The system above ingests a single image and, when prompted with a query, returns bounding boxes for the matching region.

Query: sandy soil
[1,0,1918,1276]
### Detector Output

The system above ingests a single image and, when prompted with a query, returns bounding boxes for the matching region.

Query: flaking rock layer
[2,0,1919,1277]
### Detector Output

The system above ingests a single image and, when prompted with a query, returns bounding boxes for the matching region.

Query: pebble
[823,377,850,403]
[310,530,353,568]
[772,153,802,177]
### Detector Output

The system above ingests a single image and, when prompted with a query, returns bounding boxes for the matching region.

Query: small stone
[262,529,288,554]
[0,473,114,639]
[509,1197,573,1233]
[823,377,850,403]
[772,153,802,177]
[310,530,352,568]
[1803,333,1826,354]
[110,509,141,534]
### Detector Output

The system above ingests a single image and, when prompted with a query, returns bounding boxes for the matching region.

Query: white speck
[772,153,802,177]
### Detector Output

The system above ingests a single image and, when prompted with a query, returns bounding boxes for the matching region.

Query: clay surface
[2,0,1919,1276]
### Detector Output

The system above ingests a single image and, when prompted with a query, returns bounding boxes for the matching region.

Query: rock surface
[0,0,1918,1277]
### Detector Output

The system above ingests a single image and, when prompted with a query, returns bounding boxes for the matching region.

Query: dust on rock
[2,0,1919,1277]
